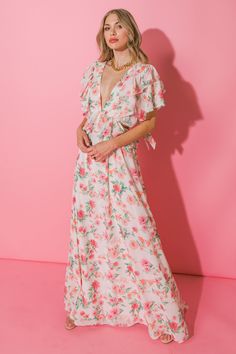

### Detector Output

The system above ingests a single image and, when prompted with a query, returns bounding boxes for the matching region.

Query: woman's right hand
[76,126,91,152]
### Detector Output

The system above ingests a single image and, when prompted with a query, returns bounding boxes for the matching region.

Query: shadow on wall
[138,28,204,335]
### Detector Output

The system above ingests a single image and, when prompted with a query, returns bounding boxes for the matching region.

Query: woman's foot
[159,333,174,344]
[65,315,77,330]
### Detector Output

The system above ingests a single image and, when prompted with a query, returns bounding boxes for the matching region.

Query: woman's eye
[104,24,122,31]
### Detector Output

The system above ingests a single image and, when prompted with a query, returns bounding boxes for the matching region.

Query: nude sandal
[159,333,174,344]
[65,316,77,330]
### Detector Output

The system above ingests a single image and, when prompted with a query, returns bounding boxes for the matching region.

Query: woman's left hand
[86,139,117,162]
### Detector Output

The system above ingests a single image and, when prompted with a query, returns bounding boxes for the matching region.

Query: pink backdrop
[1,0,235,278]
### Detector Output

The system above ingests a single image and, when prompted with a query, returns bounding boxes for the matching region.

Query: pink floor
[0,259,235,354]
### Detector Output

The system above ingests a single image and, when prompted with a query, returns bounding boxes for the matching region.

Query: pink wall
[0,1,235,278]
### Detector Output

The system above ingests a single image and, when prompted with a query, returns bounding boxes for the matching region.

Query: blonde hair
[96,8,149,64]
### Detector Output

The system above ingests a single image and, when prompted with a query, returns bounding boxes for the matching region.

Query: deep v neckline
[99,61,138,111]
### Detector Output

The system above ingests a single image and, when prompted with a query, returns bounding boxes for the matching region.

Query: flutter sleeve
[79,60,96,118]
[136,64,166,150]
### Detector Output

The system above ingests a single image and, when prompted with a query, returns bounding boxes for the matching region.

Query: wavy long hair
[96,8,149,64]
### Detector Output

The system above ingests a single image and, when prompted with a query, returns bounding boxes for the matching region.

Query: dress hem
[65,307,190,344]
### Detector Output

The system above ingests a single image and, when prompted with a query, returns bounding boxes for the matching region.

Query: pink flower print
[92,280,100,290]
[117,171,124,179]
[101,115,108,124]
[112,284,125,295]
[110,297,119,305]
[141,258,152,272]
[82,295,88,306]
[92,296,97,304]
[111,103,119,109]
[107,219,113,227]
[138,215,147,225]
[81,254,86,263]
[169,320,178,331]
[88,251,95,260]
[130,169,138,179]
[78,226,86,234]
[131,302,139,310]
[92,309,98,316]
[77,209,85,219]
[113,183,121,193]
[116,200,123,207]
[144,301,152,311]
[138,236,145,244]
[107,270,115,280]
[90,239,97,247]
[103,127,110,137]
[100,174,108,183]
[115,214,122,222]
[72,196,76,204]
[99,188,106,198]
[138,66,146,74]
[112,285,119,293]
[109,307,119,319]
[89,200,96,209]
[79,183,87,192]
[91,87,98,95]
[127,265,134,273]
[104,230,110,240]
[140,279,146,286]
[159,89,164,99]
[129,240,138,249]
[150,319,157,330]
[110,246,119,258]
[132,226,138,233]
[163,270,170,282]
[98,313,105,321]
[127,195,135,205]
[79,167,86,177]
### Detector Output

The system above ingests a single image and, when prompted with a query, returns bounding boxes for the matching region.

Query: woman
[64,8,190,344]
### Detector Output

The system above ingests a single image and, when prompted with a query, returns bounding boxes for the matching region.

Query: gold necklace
[110,57,135,71]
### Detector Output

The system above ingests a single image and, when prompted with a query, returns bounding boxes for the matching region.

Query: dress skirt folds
[64,60,190,343]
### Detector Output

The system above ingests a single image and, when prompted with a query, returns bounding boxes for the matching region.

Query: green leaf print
[111,179,128,195]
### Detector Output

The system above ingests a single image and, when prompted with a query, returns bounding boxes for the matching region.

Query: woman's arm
[77,117,87,131]
[85,112,156,162]
[110,112,156,149]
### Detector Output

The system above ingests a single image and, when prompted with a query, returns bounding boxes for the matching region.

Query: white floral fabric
[64,60,190,343]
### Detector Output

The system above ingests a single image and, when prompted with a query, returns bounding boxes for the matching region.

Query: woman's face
[103,13,129,51]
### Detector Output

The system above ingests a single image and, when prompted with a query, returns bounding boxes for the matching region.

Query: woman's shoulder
[135,62,159,74]
[134,62,161,86]
[80,59,100,87]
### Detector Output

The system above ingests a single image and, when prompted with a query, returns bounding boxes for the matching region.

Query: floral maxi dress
[64,60,190,343]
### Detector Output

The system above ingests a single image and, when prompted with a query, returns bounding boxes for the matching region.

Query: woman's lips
[109,39,118,43]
